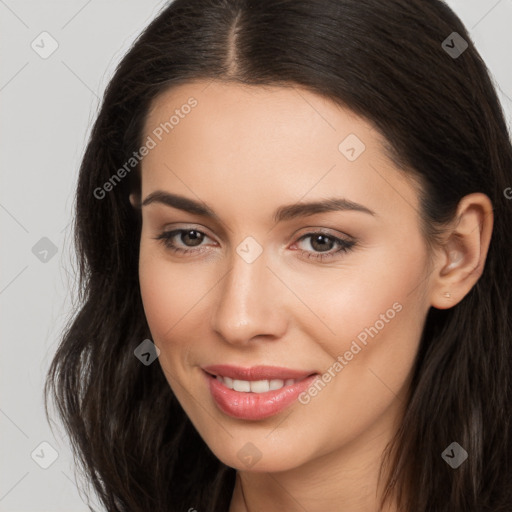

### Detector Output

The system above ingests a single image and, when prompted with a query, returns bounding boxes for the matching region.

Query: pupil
[311,234,332,252]
[183,230,203,246]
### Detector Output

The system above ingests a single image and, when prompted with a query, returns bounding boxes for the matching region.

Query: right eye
[154,228,215,255]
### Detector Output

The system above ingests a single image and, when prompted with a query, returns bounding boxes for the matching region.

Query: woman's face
[135,80,435,472]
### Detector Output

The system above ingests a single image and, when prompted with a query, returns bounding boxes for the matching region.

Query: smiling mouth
[202,364,319,420]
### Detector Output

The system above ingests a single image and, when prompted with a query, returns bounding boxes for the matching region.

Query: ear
[129,192,141,209]
[429,193,493,310]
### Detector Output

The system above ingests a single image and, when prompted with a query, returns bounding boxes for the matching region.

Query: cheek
[139,252,170,335]
[138,245,194,342]
[138,250,206,388]
[300,231,428,414]
[294,287,425,456]
[305,232,428,350]
[138,241,221,363]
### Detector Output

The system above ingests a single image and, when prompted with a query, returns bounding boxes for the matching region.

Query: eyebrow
[141,191,376,222]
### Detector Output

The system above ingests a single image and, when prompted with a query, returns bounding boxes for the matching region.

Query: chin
[203,432,314,473]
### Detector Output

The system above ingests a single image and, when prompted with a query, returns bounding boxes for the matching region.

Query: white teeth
[216,376,298,393]
[233,379,251,392]
[250,380,270,393]
[269,379,284,390]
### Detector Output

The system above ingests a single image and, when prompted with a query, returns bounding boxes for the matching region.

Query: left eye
[293,232,355,260]
[154,229,356,261]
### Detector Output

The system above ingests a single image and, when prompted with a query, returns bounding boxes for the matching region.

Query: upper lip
[202,364,317,381]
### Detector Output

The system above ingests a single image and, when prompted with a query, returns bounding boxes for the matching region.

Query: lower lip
[204,371,319,420]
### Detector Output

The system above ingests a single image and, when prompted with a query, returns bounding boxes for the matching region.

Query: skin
[130,80,493,512]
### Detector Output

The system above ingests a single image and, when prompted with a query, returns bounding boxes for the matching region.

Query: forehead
[143,79,376,157]
[139,80,420,222]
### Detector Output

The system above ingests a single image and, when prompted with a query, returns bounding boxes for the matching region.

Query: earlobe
[430,193,493,310]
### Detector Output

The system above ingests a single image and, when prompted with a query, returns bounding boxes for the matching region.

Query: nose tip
[209,253,287,345]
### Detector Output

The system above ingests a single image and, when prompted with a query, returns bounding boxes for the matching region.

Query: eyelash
[154,228,356,262]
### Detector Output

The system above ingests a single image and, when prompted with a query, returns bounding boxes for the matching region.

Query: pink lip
[202,365,318,421]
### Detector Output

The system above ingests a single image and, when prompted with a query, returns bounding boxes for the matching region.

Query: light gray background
[1,1,511,510]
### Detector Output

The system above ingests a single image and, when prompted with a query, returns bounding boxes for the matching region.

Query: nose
[210,246,288,346]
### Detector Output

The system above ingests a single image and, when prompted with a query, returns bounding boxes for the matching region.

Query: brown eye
[294,232,356,261]
[154,228,212,254]
[179,229,204,247]
[308,234,335,252]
